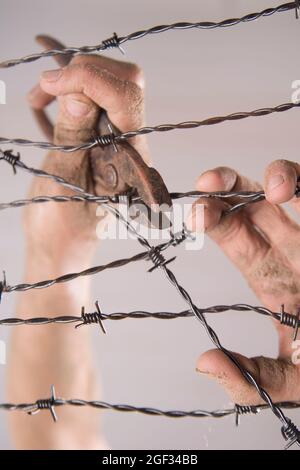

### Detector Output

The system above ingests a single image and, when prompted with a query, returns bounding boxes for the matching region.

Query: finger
[28,83,55,110]
[196,349,300,404]
[264,159,300,209]
[195,166,300,251]
[39,61,145,134]
[28,52,144,133]
[187,168,270,274]
[70,54,145,88]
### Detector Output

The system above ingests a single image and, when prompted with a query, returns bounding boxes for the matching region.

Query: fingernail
[268,174,284,191]
[41,69,62,82]
[65,98,92,118]
[196,368,210,375]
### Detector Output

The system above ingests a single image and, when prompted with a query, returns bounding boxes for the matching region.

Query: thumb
[54,92,100,145]
[196,349,300,404]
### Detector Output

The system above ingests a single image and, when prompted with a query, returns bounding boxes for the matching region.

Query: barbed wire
[1,199,297,446]
[1,155,300,447]
[0,2,298,68]
[0,303,298,340]
[2,185,300,214]
[1,4,300,447]
[1,149,300,216]
[1,385,300,424]
[0,227,190,296]
[1,148,300,447]
[1,102,299,153]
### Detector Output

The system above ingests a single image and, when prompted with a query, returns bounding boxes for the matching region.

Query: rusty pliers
[31,35,171,209]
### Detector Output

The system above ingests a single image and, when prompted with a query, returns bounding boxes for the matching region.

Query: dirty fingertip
[196,167,237,192]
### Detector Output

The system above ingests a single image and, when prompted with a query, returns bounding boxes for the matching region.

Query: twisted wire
[0,233,179,295]
[0,149,109,200]
[1,394,299,420]
[0,102,299,153]
[0,2,297,68]
[0,303,297,328]
[2,185,300,213]
[2,250,149,294]
[1,150,300,219]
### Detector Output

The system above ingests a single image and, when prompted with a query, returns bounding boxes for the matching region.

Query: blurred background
[0,0,299,450]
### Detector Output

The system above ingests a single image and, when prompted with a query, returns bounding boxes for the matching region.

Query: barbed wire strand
[2,185,300,214]
[1,385,300,423]
[1,102,299,153]
[1,150,300,216]
[0,304,298,337]
[0,2,298,68]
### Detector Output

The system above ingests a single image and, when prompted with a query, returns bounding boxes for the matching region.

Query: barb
[75,302,107,334]
[1,387,299,421]
[0,149,109,201]
[23,385,58,422]
[0,2,297,68]
[1,102,299,152]
[280,305,300,341]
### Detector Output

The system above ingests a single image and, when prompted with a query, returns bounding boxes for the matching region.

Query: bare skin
[187,161,300,405]
[7,54,147,449]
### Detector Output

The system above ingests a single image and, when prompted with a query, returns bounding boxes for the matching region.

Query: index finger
[40,56,145,133]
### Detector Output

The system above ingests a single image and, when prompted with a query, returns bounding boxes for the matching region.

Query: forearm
[7,237,107,449]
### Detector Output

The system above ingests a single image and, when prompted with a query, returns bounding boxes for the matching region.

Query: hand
[26,51,147,262]
[187,160,300,405]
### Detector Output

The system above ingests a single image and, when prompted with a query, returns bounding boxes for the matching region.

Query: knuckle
[122,80,144,114]
[126,63,145,88]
